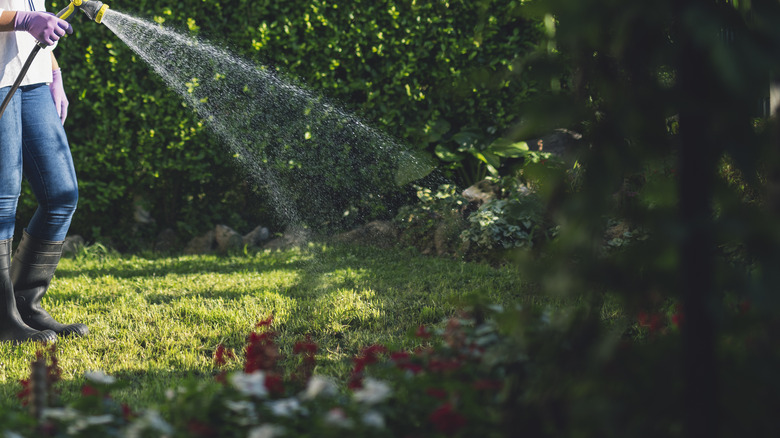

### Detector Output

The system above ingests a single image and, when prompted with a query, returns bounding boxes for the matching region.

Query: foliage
[394,173,558,260]
[503,0,780,435]
[15,0,542,249]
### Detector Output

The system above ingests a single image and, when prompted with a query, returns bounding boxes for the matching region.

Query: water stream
[99,9,435,236]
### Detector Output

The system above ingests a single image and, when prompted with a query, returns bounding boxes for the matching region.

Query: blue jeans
[0,83,78,242]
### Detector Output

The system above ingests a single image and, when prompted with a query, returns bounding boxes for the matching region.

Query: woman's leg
[0,86,24,241]
[0,85,57,343]
[19,83,78,242]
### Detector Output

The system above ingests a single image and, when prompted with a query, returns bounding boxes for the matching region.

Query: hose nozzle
[77,0,109,24]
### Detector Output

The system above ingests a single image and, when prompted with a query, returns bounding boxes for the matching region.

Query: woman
[0,0,87,343]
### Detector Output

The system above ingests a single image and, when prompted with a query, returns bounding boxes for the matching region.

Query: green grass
[0,243,532,410]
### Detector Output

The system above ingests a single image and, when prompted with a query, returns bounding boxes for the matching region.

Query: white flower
[229,371,269,398]
[42,407,80,421]
[124,410,173,438]
[266,398,302,417]
[84,370,116,385]
[66,415,115,435]
[323,407,354,429]
[225,399,255,414]
[362,410,386,428]
[5,431,25,438]
[352,378,391,405]
[248,424,285,438]
[225,400,257,425]
[301,375,338,400]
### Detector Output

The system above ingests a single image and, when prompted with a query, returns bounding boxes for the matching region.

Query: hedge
[15,0,540,249]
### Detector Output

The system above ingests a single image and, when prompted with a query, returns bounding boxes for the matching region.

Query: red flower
[391,351,423,374]
[428,358,461,373]
[429,402,467,436]
[256,314,274,328]
[81,384,100,397]
[740,299,751,314]
[637,311,663,333]
[671,311,684,328]
[425,387,448,400]
[292,336,318,383]
[361,344,388,363]
[415,325,432,339]
[472,379,503,391]
[214,344,235,367]
[121,403,136,420]
[347,373,363,390]
[187,420,216,437]
[293,337,318,356]
[352,356,369,374]
[17,379,31,406]
[244,331,280,373]
[390,351,410,361]
[264,373,285,396]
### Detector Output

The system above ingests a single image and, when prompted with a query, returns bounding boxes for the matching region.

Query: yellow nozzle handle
[94,4,109,24]
[55,2,77,20]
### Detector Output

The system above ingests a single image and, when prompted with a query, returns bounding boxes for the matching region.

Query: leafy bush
[14,0,541,249]
[461,194,547,250]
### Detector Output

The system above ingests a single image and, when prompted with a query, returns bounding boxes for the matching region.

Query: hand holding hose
[49,68,69,124]
[13,11,73,46]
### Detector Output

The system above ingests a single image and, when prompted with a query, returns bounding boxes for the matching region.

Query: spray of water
[100,9,436,238]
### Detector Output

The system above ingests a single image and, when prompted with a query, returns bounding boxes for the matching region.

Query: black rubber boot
[11,231,88,337]
[0,238,57,343]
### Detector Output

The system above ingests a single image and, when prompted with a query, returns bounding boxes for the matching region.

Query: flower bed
[2,302,778,437]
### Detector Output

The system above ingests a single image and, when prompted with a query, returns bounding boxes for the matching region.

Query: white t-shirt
[0,0,54,88]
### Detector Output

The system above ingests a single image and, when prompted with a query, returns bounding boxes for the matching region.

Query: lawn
[0,242,530,411]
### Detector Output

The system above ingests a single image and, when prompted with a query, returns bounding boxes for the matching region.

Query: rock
[530,128,583,159]
[462,179,500,209]
[62,235,85,256]
[184,230,216,255]
[262,227,309,251]
[243,225,270,247]
[333,220,398,248]
[133,195,155,225]
[215,224,244,253]
[155,228,179,252]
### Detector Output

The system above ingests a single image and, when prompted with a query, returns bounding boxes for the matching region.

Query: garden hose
[0,0,110,121]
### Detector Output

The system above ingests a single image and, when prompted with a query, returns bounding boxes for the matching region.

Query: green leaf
[453,130,483,152]
[487,138,529,158]
[435,144,466,162]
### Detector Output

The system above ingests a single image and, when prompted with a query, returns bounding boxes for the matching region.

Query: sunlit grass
[0,243,530,410]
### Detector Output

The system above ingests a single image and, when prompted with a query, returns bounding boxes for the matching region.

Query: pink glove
[13,11,72,46]
[49,68,68,124]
